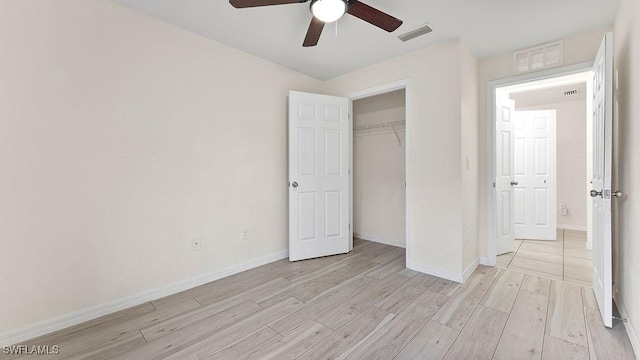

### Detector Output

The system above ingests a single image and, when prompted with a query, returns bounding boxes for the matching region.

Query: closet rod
[353,120,405,132]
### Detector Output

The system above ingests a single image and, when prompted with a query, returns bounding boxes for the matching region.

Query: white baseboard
[479,257,495,266]
[462,259,480,282]
[557,224,588,232]
[614,293,640,358]
[354,233,405,248]
[407,262,463,283]
[0,250,289,347]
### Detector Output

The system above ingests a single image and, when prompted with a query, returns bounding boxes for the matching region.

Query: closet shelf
[353,120,405,132]
[354,120,405,146]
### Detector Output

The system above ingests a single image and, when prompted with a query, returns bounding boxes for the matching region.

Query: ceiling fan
[229,0,403,47]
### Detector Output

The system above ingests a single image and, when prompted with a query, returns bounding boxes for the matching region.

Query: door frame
[486,63,592,265]
[344,79,411,264]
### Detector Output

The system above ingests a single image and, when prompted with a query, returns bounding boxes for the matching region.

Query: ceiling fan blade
[229,0,304,8]
[346,0,403,32]
[303,17,325,47]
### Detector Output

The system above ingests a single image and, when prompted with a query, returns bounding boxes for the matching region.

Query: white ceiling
[111,0,619,80]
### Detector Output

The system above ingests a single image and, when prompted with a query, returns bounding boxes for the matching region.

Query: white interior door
[289,91,350,261]
[496,94,516,255]
[514,110,557,241]
[590,33,613,328]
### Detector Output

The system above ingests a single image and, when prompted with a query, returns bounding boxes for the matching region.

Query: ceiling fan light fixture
[310,0,347,23]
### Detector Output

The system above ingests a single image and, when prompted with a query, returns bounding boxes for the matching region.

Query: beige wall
[353,91,406,246]
[613,0,640,353]
[461,43,480,271]
[478,26,611,260]
[515,98,588,230]
[0,0,322,336]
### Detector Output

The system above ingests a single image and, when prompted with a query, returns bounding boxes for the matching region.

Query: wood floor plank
[541,335,589,360]
[520,275,552,296]
[581,287,598,310]
[21,302,156,347]
[510,257,563,276]
[394,320,459,360]
[256,256,378,306]
[428,278,461,297]
[519,242,563,255]
[563,256,592,270]
[247,321,333,360]
[496,254,514,268]
[17,299,201,360]
[296,306,394,360]
[525,239,563,248]
[369,246,405,264]
[432,266,499,330]
[481,269,524,313]
[443,305,508,360]
[159,298,304,360]
[546,281,587,347]
[516,248,563,264]
[564,248,593,260]
[268,276,374,336]
[142,279,287,341]
[508,265,562,282]
[345,290,449,359]
[375,273,438,314]
[398,268,419,278]
[493,290,549,360]
[49,332,146,360]
[564,265,592,283]
[315,273,409,330]
[366,256,406,279]
[584,307,636,360]
[201,326,281,360]
[110,300,265,360]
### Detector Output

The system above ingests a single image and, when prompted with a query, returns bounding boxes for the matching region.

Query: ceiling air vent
[397,23,433,42]
[513,40,564,75]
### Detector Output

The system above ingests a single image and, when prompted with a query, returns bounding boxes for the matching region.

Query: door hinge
[348,169,351,175]
[493,182,496,188]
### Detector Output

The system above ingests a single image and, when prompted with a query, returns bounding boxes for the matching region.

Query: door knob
[292,181,298,188]
[590,190,603,198]
[510,181,519,186]
[613,190,624,198]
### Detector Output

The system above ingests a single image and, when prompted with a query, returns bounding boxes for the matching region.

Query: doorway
[346,80,411,264]
[489,67,594,285]
[352,89,406,248]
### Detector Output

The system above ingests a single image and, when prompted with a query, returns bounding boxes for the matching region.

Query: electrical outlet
[191,237,202,251]
[241,227,249,240]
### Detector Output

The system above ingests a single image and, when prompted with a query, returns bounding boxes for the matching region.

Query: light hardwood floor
[497,229,594,286]
[3,239,635,360]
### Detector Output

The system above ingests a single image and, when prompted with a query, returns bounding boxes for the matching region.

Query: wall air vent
[564,89,579,96]
[513,40,564,75]
[397,23,433,42]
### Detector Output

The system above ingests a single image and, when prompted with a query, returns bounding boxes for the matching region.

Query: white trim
[557,224,588,232]
[479,257,492,266]
[462,259,480,282]
[0,250,288,346]
[408,262,463,283]
[614,294,640,358]
[344,79,412,270]
[354,233,405,248]
[486,62,593,265]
